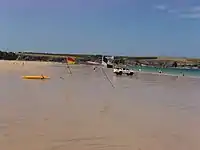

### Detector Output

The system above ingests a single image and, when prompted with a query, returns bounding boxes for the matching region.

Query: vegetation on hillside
[1,50,200,68]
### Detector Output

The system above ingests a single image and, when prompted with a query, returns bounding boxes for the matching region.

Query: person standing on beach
[158,69,162,73]
[93,66,97,71]
[180,72,185,76]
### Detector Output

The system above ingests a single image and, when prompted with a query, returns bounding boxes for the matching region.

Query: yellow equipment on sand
[22,75,50,80]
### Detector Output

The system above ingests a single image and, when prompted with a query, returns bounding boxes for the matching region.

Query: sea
[132,66,200,77]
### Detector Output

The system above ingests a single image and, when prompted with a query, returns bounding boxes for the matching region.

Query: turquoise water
[131,66,200,77]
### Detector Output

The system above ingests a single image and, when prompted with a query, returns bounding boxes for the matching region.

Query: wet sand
[0,61,200,150]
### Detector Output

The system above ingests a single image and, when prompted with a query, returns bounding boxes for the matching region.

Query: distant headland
[0,50,200,69]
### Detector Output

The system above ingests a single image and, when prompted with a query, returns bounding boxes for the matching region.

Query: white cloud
[179,13,200,19]
[189,6,200,12]
[179,6,200,19]
[153,4,200,19]
[154,4,178,14]
[154,5,168,11]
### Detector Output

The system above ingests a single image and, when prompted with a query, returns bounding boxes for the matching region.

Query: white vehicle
[113,67,134,76]
[113,68,123,75]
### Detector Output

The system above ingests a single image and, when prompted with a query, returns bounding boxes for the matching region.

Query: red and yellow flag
[66,57,75,64]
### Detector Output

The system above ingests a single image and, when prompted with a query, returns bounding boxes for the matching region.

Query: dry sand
[0,60,200,150]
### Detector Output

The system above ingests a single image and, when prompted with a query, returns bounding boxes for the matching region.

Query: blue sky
[0,0,200,57]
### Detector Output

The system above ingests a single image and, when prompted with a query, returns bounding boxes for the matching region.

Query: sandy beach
[0,60,200,150]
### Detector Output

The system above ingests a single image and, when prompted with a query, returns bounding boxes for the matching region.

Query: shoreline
[134,70,200,79]
[0,60,200,79]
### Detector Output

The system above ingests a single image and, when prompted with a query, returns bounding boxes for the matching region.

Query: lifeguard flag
[66,57,75,64]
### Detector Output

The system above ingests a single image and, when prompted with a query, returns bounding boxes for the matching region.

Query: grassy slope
[20,52,200,63]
